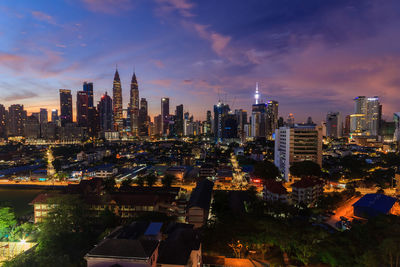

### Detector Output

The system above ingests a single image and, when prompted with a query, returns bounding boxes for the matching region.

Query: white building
[274,124,323,181]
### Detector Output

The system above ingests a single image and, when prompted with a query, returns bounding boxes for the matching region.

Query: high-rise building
[39,108,48,124]
[130,72,139,136]
[51,109,59,123]
[350,96,380,137]
[394,113,400,149]
[274,124,323,181]
[83,82,94,108]
[223,113,238,139]
[24,115,40,139]
[235,109,247,141]
[59,89,73,126]
[154,115,162,136]
[175,104,184,136]
[214,101,230,142]
[251,103,267,138]
[98,92,113,131]
[112,69,123,131]
[138,98,148,136]
[8,104,26,136]
[266,100,278,139]
[77,91,89,127]
[204,110,212,135]
[0,104,7,138]
[287,113,295,127]
[326,112,342,138]
[161,97,170,135]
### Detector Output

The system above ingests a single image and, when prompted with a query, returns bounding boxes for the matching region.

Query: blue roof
[353,194,397,214]
[144,222,163,236]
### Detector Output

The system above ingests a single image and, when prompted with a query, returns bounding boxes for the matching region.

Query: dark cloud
[2,91,38,101]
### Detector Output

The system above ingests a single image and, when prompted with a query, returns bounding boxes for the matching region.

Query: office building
[235,109,247,141]
[154,115,162,136]
[161,97,169,135]
[266,100,279,139]
[138,98,149,136]
[350,96,381,137]
[0,104,7,138]
[39,108,48,124]
[112,69,123,131]
[287,113,295,127]
[274,124,323,181]
[24,115,40,139]
[130,72,139,136]
[175,104,184,136]
[8,104,26,136]
[59,89,73,126]
[51,109,58,123]
[77,91,89,127]
[213,101,230,142]
[326,112,342,138]
[251,103,267,138]
[83,82,94,108]
[98,92,113,131]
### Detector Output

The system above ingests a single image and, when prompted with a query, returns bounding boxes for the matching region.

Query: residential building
[77,91,89,127]
[263,180,288,203]
[186,179,214,228]
[59,89,73,126]
[8,104,26,136]
[98,92,113,131]
[161,97,170,135]
[291,178,324,206]
[326,112,342,138]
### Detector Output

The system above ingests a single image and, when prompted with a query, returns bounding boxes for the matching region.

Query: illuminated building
[287,113,295,127]
[77,91,89,127]
[213,101,230,142]
[175,104,184,136]
[59,89,73,126]
[0,104,7,138]
[235,109,247,141]
[83,82,94,108]
[112,68,123,131]
[161,97,169,135]
[39,108,48,124]
[154,114,162,136]
[274,124,323,181]
[326,112,342,138]
[350,96,381,137]
[138,98,149,136]
[98,92,113,131]
[266,100,278,139]
[129,72,139,136]
[251,103,266,138]
[8,104,26,136]
[394,113,400,147]
[254,82,260,104]
[51,109,58,123]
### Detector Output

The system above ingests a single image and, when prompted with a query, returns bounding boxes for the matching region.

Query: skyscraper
[59,89,73,126]
[112,68,123,131]
[251,103,267,138]
[8,104,26,136]
[214,101,230,142]
[39,108,48,124]
[287,113,295,127]
[0,104,7,138]
[161,97,170,135]
[175,104,184,136]
[266,100,278,139]
[326,112,342,138]
[130,72,139,136]
[138,98,148,136]
[350,96,380,137]
[83,82,94,108]
[51,109,59,123]
[98,92,113,131]
[77,91,89,127]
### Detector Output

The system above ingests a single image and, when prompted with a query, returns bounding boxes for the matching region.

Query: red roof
[264,180,288,195]
[291,178,324,189]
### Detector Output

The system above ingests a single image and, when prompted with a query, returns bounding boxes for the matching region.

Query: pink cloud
[193,24,231,56]
[31,11,56,25]
[82,0,134,14]
[150,79,172,87]
[152,59,165,68]
[155,0,194,17]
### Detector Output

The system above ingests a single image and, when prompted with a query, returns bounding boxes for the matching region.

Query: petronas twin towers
[112,68,139,135]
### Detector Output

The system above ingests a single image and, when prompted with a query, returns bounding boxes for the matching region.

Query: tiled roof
[292,178,324,189]
[264,180,288,195]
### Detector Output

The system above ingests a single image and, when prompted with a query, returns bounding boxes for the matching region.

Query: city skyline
[1,0,400,122]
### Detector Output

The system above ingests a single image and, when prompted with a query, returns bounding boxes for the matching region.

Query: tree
[289,161,321,178]
[253,160,280,181]
[162,174,175,187]
[103,177,116,193]
[121,177,133,188]
[0,206,16,240]
[52,159,62,173]
[145,174,157,187]
[136,176,145,187]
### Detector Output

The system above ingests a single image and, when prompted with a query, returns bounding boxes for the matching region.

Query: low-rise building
[186,179,214,228]
[291,178,324,206]
[263,180,288,203]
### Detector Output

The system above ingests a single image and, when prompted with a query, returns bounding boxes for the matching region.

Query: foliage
[289,161,321,178]
[145,174,157,187]
[136,175,145,187]
[0,206,16,240]
[52,159,62,173]
[162,174,175,187]
[253,160,280,181]
[121,177,133,187]
[103,177,116,193]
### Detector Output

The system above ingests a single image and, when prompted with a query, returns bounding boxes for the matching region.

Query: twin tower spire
[112,67,139,135]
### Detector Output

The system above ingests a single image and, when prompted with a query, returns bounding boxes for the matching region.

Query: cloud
[149,79,172,87]
[2,91,38,102]
[56,44,67,48]
[192,24,231,56]
[152,59,165,68]
[31,11,56,25]
[155,0,194,17]
[81,0,135,14]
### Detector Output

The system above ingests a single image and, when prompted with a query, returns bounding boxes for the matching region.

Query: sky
[0,0,400,122]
